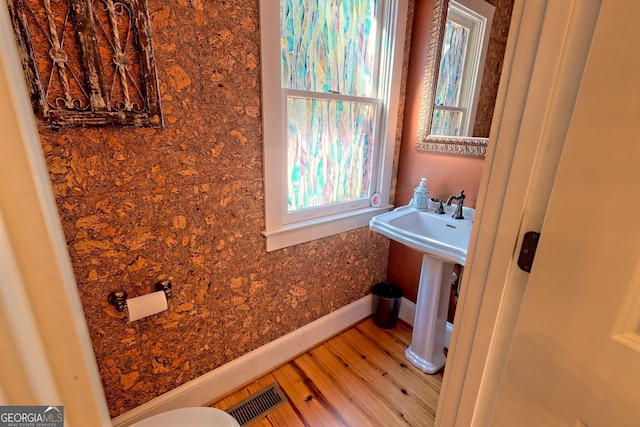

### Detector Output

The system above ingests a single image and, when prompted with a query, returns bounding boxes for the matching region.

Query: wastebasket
[371,282,403,329]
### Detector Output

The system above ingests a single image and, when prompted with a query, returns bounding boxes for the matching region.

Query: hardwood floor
[209,318,444,426]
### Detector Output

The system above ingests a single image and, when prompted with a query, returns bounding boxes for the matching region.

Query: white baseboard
[398,297,453,349]
[398,296,416,326]
[112,294,374,426]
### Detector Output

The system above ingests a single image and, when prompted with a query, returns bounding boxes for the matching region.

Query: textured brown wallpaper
[31,0,411,417]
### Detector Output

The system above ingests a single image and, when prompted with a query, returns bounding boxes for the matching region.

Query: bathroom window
[431,0,494,136]
[260,0,408,251]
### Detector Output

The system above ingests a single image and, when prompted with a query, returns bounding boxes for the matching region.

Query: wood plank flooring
[209,318,443,426]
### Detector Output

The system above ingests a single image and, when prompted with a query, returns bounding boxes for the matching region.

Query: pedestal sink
[370,203,474,373]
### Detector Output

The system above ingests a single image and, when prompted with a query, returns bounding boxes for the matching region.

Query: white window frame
[259,0,408,251]
[433,0,494,136]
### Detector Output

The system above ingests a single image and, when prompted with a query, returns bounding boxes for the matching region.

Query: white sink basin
[369,204,474,265]
[369,201,475,374]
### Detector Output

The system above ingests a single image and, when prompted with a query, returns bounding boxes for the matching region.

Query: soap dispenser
[412,178,430,211]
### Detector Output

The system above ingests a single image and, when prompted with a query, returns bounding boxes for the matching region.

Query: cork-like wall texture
[25,1,413,417]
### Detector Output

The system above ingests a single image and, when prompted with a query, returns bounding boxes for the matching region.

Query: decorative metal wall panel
[7,0,162,128]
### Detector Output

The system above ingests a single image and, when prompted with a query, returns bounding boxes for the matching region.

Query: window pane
[434,20,469,107]
[287,97,376,211]
[280,0,378,96]
[431,108,463,136]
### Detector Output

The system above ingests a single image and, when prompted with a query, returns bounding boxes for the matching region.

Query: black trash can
[371,282,403,329]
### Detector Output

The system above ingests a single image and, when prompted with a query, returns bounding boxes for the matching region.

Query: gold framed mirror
[416,0,508,157]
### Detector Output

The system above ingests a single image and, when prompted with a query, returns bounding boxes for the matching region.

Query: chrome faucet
[446,190,466,219]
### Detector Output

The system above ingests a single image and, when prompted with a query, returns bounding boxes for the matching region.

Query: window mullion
[435,105,466,113]
[284,88,380,105]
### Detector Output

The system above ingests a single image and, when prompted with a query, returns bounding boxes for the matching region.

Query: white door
[490,1,640,425]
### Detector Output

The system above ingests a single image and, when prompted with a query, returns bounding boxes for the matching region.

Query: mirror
[416,0,512,157]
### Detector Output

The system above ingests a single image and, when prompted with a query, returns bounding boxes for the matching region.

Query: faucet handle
[453,202,465,219]
[452,190,465,219]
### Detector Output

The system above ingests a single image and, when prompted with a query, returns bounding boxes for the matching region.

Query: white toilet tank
[129,407,241,427]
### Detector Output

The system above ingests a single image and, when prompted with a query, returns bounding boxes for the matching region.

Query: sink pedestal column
[405,255,454,374]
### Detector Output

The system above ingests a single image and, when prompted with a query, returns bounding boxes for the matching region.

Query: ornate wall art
[7,0,162,128]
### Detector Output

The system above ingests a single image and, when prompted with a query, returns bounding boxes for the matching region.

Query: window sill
[263,205,393,251]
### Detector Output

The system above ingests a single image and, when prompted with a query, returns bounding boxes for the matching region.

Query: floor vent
[225,383,287,426]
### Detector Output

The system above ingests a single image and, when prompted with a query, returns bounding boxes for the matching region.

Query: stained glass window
[286,97,377,211]
[280,0,379,212]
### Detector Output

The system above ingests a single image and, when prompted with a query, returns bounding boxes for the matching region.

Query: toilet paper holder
[108,280,173,312]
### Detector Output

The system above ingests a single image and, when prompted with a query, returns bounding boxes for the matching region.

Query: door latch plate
[517,231,540,272]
